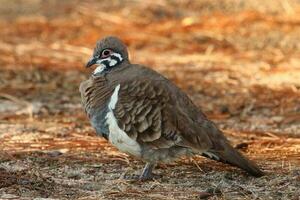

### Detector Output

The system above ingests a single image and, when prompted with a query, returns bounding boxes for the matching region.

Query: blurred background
[0,0,299,199]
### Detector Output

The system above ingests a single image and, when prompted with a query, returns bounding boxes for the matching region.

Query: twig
[0,93,33,119]
[190,158,204,172]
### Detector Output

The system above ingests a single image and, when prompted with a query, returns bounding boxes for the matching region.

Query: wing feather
[112,77,216,151]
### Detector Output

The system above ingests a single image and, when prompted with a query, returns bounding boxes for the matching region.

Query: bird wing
[112,75,219,151]
[113,75,264,176]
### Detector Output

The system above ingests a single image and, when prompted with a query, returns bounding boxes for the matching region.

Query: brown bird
[80,36,264,180]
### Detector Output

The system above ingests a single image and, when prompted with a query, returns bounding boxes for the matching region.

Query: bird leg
[139,163,156,181]
[122,163,159,181]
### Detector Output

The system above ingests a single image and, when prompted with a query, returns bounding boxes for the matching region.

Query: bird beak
[86,57,97,68]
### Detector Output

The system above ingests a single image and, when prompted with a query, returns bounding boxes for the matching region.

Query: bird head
[86,36,129,75]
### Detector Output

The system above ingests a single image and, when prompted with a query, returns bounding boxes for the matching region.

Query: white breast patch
[106,84,141,157]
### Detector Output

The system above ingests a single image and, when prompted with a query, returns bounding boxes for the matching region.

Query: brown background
[0,0,299,199]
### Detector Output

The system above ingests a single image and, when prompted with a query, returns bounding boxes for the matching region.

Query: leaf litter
[0,0,299,199]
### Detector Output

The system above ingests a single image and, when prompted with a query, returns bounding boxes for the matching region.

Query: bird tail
[202,146,264,177]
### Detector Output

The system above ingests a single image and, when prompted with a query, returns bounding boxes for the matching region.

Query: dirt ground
[0,0,299,199]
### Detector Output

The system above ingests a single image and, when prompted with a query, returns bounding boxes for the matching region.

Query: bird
[80,36,264,180]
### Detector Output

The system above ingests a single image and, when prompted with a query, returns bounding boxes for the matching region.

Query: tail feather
[202,146,264,177]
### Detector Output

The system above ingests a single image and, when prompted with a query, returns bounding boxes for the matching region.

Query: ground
[0,0,299,199]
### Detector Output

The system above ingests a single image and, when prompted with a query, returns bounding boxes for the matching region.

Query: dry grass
[0,0,299,199]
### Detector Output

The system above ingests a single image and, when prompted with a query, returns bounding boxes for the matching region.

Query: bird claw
[139,173,162,181]
[122,173,161,182]
[122,173,140,181]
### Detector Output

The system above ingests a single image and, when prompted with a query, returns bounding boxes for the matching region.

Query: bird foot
[121,163,160,181]
[139,172,162,181]
[122,173,161,182]
[122,173,140,181]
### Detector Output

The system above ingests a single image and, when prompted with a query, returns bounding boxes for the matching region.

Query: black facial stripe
[111,55,121,63]
[102,60,110,68]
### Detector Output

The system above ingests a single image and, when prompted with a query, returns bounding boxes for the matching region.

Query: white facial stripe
[111,53,123,61]
[98,57,110,63]
[99,57,119,67]
[93,64,106,75]
[109,59,117,66]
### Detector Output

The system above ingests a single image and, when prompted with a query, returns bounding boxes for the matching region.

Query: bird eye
[101,49,111,58]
